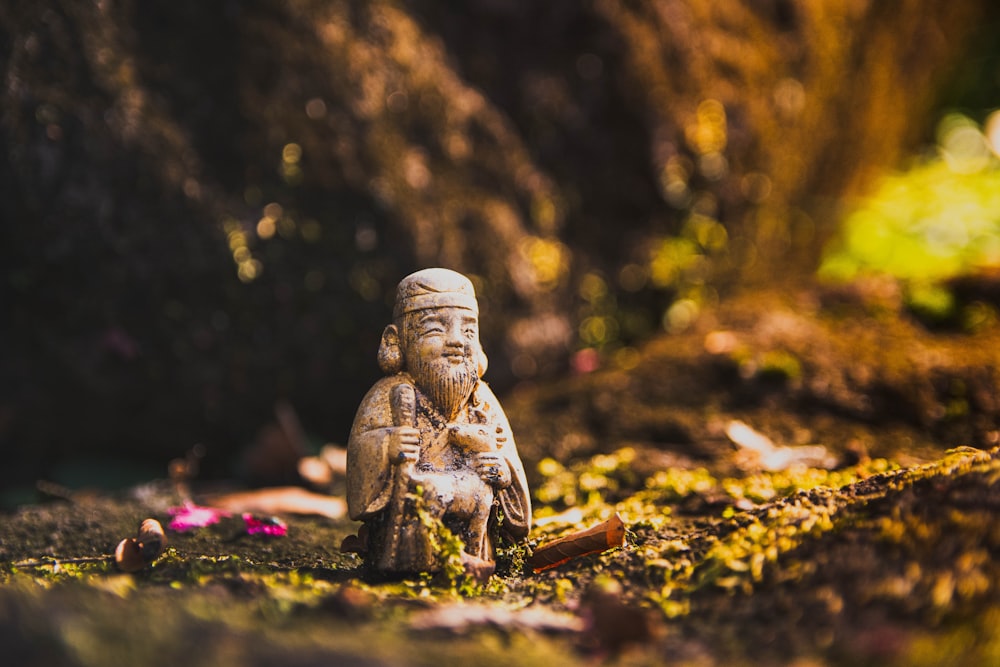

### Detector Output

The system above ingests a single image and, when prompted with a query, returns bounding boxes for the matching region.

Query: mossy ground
[4,288,1000,666]
[3,446,998,666]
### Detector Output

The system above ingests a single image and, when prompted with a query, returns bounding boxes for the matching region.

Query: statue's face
[402,306,480,418]
[404,306,480,364]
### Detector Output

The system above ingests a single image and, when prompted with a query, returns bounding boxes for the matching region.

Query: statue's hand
[387,427,420,465]
[448,424,495,454]
[474,452,511,488]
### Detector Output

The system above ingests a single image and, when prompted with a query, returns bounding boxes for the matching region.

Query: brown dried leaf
[527,512,626,573]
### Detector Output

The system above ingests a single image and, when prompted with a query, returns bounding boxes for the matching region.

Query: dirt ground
[3,286,1000,666]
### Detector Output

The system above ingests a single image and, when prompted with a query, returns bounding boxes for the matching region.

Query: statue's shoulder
[352,373,417,433]
[359,373,416,405]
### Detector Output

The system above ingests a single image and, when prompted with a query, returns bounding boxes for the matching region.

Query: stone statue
[346,268,531,576]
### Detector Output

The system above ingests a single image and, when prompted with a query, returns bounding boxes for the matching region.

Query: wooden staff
[378,382,417,570]
[526,512,626,573]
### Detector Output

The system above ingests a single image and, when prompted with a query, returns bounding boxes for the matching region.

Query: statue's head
[378,269,488,416]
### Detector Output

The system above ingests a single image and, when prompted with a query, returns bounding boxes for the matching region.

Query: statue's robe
[347,372,531,572]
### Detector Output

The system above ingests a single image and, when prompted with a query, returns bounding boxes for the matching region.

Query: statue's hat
[393,268,478,319]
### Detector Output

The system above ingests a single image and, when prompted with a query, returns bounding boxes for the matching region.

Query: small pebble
[137,518,167,560]
[114,537,145,573]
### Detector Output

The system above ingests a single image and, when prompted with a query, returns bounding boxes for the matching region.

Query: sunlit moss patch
[820,112,1000,322]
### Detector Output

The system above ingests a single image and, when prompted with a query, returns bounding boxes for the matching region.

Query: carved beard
[409,350,477,421]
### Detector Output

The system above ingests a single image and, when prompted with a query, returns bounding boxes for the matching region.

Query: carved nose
[445,322,465,346]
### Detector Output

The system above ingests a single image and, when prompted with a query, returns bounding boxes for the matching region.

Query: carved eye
[418,318,445,335]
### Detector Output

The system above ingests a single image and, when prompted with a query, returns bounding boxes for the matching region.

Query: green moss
[756,349,803,381]
[644,467,717,501]
[2,442,999,666]
[819,112,1000,324]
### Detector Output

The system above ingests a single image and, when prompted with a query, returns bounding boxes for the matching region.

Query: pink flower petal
[167,504,230,532]
[242,513,287,537]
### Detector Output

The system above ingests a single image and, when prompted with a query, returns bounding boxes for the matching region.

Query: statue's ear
[377,324,403,374]
[476,344,488,378]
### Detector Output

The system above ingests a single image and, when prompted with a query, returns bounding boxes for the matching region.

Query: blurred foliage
[0,0,996,482]
[820,112,1000,321]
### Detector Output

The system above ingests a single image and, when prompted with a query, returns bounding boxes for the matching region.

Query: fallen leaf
[205,486,346,519]
[409,602,584,635]
[242,513,288,537]
[297,444,347,487]
[725,419,837,471]
[167,504,230,532]
[528,513,626,573]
